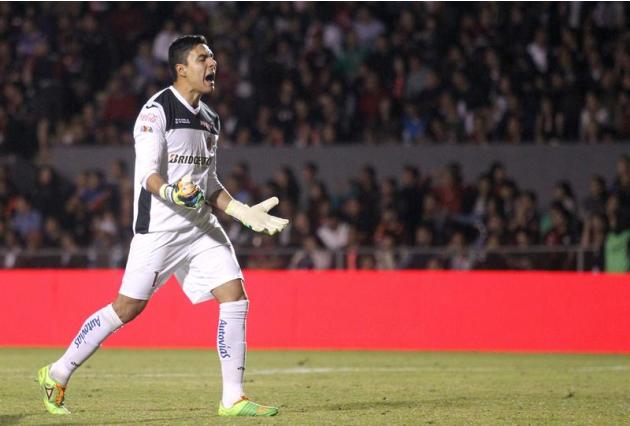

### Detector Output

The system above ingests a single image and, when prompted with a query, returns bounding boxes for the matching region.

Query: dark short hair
[168,35,208,80]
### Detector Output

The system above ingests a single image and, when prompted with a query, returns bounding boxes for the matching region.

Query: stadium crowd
[1,2,630,161]
[0,2,629,271]
[1,154,629,271]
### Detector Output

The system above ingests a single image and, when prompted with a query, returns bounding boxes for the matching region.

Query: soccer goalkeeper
[38,35,288,417]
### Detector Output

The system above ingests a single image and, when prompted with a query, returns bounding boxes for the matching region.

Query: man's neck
[172,81,201,108]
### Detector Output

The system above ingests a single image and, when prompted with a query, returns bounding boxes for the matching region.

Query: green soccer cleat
[37,365,70,415]
[218,396,278,417]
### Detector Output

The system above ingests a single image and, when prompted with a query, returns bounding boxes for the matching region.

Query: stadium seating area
[1,153,629,271]
[0,2,629,271]
[1,2,630,160]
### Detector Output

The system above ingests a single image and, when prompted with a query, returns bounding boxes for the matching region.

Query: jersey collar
[169,86,201,115]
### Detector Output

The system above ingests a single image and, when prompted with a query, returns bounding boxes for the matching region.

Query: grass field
[1,348,630,425]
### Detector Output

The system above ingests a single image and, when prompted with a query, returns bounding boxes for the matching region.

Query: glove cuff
[159,183,174,203]
[225,199,248,220]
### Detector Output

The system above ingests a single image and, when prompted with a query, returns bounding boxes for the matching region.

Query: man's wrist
[159,183,173,203]
[225,199,247,220]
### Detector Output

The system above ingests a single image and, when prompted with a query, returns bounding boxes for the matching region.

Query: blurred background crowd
[2,2,630,161]
[0,2,629,271]
[1,153,629,271]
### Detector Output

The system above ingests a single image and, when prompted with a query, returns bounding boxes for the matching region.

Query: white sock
[217,300,248,407]
[50,304,123,386]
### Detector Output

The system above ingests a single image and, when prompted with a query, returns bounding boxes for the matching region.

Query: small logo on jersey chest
[175,118,191,125]
[201,120,217,134]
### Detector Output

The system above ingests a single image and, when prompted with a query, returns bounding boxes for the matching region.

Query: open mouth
[205,72,216,84]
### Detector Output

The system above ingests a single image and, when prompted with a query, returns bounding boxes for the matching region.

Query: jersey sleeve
[206,148,224,197]
[205,114,224,197]
[133,104,167,189]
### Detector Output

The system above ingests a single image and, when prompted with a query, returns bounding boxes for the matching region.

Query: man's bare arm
[145,173,168,197]
[208,188,233,211]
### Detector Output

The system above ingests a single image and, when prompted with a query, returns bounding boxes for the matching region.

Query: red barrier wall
[1,270,629,352]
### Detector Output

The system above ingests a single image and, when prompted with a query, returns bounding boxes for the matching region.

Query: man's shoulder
[199,101,221,133]
[135,88,173,131]
[143,87,173,110]
[140,87,188,127]
[199,100,219,120]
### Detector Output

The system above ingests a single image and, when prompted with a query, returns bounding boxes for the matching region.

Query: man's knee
[212,279,247,303]
[112,294,147,323]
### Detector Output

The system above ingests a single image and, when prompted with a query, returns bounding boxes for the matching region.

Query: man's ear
[176,63,186,78]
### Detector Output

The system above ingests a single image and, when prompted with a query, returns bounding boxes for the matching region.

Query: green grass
[1,349,630,425]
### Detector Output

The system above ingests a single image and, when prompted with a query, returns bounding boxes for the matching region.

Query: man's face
[181,43,217,94]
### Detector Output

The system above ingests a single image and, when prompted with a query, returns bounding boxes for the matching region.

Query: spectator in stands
[2,229,22,268]
[581,213,608,271]
[39,212,60,244]
[374,232,398,270]
[32,165,68,221]
[0,165,17,212]
[373,207,404,245]
[400,224,435,269]
[378,177,400,218]
[58,232,86,268]
[272,166,301,208]
[506,230,536,270]
[152,20,179,63]
[4,2,630,153]
[447,230,474,270]
[582,175,608,217]
[82,170,113,214]
[604,207,630,273]
[317,212,350,251]
[10,195,42,241]
[509,191,540,240]
[2,0,630,270]
[580,92,610,143]
[289,235,332,270]
[535,97,563,143]
[102,75,138,128]
[300,162,325,208]
[470,174,493,222]
[133,40,162,89]
[398,165,424,241]
[552,180,578,218]
[543,202,577,270]
[475,233,508,270]
[434,162,464,215]
[611,155,630,212]
[2,153,630,271]
[279,210,312,249]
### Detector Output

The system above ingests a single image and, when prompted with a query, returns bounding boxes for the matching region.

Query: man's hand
[225,197,289,235]
[159,174,205,209]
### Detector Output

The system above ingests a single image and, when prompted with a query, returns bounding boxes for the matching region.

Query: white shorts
[119,226,243,304]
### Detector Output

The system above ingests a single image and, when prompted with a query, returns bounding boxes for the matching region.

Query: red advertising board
[1,270,629,352]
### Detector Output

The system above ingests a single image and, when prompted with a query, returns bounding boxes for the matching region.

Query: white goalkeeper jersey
[132,86,224,234]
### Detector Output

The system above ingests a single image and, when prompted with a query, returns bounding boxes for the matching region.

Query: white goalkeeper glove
[159,174,205,209]
[225,197,289,235]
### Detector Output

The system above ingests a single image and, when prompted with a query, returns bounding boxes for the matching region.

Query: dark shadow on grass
[0,415,26,425]
[141,407,206,413]
[0,413,45,425]
[99,416,200,424]
[309,400,417,412]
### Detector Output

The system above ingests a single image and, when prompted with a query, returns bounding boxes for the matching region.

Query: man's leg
[212,279,247,407]
[39,295,147,414]
[212,279,277,416]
